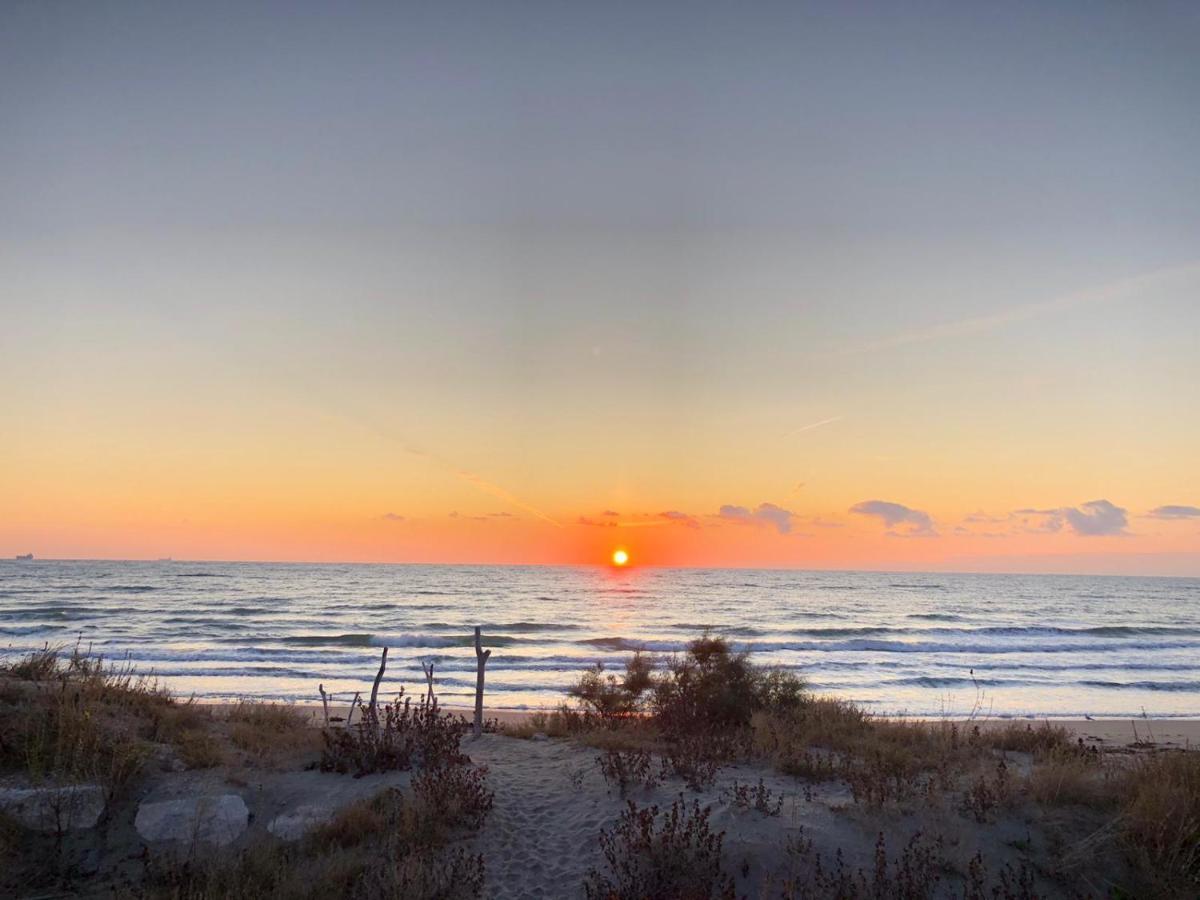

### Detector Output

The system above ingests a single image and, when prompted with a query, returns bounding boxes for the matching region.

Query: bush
[584,797,736,900]
[569,652,656,725]
[320,690,469,775]
[652,635,803,737]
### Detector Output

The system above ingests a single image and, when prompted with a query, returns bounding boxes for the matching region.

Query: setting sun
[611,549,629,566]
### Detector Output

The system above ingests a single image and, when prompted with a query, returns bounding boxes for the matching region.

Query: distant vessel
[15,553,33,561]
[157,557,173,562]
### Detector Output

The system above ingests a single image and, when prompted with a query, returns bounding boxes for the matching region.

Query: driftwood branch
[473,626,491,739]
[422,660,436,704]
[368,647,389,718]
[345,691,361,727]
[318,684,330,727]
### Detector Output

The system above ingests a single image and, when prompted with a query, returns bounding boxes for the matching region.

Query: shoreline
[192,699,1200,749]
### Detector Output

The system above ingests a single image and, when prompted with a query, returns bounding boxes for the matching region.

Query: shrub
[652,635,803,737]
[584,797,736,900]
[569,652,656,725]
[320,689,469,775]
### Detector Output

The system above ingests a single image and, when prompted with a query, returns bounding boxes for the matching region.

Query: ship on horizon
[15,553,33,561]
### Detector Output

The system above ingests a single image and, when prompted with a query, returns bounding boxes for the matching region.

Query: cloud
[487,512,514,518]
[381,512,405,522]
[1063,499,1128,536]
[577,515,616,528]
[601,510,620,517]
[718,502,797,535]
[659,510,700,528]
[963,511,1008,524]
[810,516,844,528]
[1147,505,1200,520]
[1013,500,1128,536]
[849,500,935,536]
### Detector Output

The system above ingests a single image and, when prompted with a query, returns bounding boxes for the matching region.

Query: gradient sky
[3,1,1199,573]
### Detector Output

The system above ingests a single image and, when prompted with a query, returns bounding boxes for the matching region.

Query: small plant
[722,777,783,815]
[584,797,736,900]
[776,830,944,899]
[961,759,1010,823]
[596,748,658,795]
[661,736,723,791]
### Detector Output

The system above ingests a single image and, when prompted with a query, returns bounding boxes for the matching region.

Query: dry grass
[500,709,580,739]
[1026,748,1112,808]
[1117,750,1200,895]
[139,769,494,899]
[226,699,315,763]
[0,645,171,792]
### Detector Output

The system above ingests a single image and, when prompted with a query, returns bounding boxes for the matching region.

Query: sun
[611,548,629,567]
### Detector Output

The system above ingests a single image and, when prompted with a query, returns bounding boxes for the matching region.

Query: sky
[2,1,1199,573]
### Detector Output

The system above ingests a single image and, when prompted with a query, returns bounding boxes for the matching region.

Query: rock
[135,794,248,847]
[267,804,334,841]
[0,783,105,832]
[530,732,549,742]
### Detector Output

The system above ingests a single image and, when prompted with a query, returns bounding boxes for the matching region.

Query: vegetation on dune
[540,632,1200,898]
[140,769,494,899]
[319,688,471,775]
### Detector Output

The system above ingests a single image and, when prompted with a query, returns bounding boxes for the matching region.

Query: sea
[2,560,1199,719]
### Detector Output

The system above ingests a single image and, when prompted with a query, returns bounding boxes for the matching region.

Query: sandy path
[466,734,622,900]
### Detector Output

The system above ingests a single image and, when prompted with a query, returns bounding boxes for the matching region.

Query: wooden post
[346,691,360,727]
[368,647,389,719]
[473,627,491,738]
[318,684,330,727]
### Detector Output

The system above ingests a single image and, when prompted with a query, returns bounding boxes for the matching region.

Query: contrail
[453,470,562,528]
[788,415,843,437]
[832,261,1200,356]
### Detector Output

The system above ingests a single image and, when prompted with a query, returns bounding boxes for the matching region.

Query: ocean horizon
[3,559,1198,720]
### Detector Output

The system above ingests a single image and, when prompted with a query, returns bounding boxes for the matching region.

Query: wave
[574,636,1200,655]
[277,632,538,649]
[1079,680,1200,692]
[1,624,65,636]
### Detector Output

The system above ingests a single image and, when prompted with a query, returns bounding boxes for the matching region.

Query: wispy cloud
[660,510,700,528]
[381,512,405,522]
[833,262,1200,356]
[1146,505,1200,520]
[787,415,843,438]
[850,500,936,536]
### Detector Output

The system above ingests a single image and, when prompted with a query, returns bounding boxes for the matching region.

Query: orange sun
[611,548,629,566]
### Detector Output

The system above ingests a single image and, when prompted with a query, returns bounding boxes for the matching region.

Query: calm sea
[2,560,1198,719]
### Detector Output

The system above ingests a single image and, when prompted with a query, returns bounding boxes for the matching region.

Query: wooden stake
[346,691,360,727]
[318,684,330,727]
[368,647,389,719]
[473,626,491,739]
